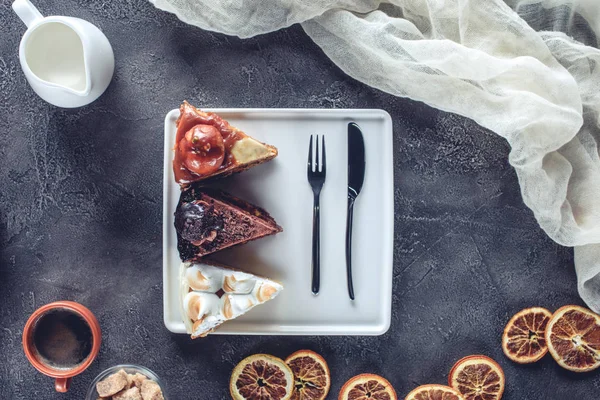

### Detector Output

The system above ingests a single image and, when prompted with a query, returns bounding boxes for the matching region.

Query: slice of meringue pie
[180,261,283,338]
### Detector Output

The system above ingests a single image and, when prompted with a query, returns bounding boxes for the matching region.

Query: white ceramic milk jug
[12,0,115,108]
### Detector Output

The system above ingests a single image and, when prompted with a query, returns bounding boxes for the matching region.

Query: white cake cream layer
[179,261,283,338]
[230,137,273,164]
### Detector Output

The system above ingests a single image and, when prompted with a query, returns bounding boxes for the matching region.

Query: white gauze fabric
[150,0,600,311]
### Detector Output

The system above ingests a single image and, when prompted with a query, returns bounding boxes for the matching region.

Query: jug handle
[12,0,43,28]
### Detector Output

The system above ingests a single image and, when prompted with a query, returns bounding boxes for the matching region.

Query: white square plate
[163,108,394,335]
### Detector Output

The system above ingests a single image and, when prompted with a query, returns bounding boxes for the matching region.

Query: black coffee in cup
[32,308,93,369]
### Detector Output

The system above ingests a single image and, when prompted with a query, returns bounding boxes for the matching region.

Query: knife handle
[311,193,321,294]
[345,196,355,300]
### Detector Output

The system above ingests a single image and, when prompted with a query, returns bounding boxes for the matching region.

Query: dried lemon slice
[285,350,330,400]
[404,384,463,400]
[339,374,397,400]
[230,354,294,400]
[546,305,600,372]
[502,307,552,363]
[449,355,505,400]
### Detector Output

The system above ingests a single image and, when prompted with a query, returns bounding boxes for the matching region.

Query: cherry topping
[179,124,225,176]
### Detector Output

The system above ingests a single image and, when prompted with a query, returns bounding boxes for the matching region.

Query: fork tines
[307,134,326,177]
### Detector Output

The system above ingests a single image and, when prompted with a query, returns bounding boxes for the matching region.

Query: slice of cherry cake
[173,101,278,185]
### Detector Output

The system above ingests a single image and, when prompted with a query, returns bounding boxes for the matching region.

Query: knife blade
[346,122,366,300]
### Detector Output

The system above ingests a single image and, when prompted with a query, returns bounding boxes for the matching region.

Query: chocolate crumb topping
[174,200,224,245]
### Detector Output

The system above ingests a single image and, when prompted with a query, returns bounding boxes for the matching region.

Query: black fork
[307,134,326,295]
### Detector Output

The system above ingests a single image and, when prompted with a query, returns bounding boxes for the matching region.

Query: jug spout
[62,79,92,97]
[62,65,92,98]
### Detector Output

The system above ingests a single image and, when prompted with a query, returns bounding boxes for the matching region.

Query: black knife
[346,122,365,300]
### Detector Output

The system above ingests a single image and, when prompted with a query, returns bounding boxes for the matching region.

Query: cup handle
[12,0,43,28]
[55,377,71,393]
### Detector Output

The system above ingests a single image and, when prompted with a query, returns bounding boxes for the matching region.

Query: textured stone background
[1,0,598,399]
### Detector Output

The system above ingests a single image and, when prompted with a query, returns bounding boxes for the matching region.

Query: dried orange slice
[502,307,552,363]
[404,384,464,400]
[448,355,505,400]
[230,354,294,400]
[285,350,331,400]
[339,374,397,400]
[545,305,600,372]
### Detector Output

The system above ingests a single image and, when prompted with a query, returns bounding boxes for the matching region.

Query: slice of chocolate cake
[175,186,282,260]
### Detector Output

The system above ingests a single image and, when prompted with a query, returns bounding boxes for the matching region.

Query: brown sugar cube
[141,380,164,400]
[96,369,129,397]
[130,373,148,389]
[125,372,134,388]
[114,387,143,400]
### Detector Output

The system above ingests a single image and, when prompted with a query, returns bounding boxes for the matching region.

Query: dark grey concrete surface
[1,1,598,399]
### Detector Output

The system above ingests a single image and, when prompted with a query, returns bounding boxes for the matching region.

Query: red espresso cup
[22,301,101,392]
